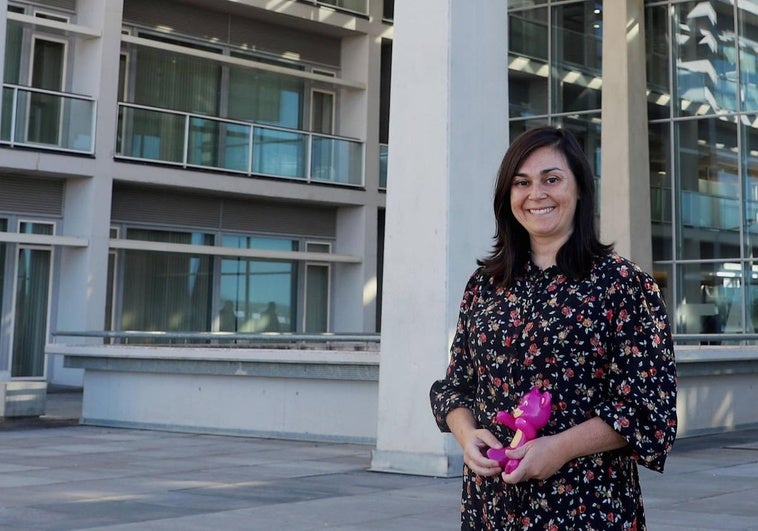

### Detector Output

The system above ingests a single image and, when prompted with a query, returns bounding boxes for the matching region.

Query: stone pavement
[0,389,756,530]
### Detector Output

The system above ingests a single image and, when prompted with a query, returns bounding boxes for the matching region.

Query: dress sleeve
[429,271,482,433]
[594,261,678,472]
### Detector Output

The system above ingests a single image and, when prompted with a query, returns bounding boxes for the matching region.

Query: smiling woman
[430,126,678,530]
[509,146,579,268]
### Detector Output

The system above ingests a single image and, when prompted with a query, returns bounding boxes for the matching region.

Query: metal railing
[53,330,380,350]
[1,83,96,154]
[300,0,369,16]
[116,102,364,187]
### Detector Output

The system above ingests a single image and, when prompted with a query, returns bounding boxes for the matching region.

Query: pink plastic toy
[487,386,552,474]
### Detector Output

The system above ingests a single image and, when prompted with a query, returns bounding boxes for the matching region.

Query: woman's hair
[479,126,613,287]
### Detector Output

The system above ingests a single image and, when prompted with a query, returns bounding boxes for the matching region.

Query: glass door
[10,222,53,379]
[28,37,66,145]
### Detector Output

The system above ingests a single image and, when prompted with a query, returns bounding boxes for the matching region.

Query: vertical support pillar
[600,0,652,272]
[50,0,124,385]
[371,0,508,476]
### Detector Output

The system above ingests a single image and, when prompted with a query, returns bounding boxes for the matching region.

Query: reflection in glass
[552,2,602,113]
[252,128,306,179]
[677,262,745,338]
[645,4,671,120]
[118,106,185,163]
[675,117,740,260]
[738,3,758,112]
[311,136,363,185]
[650,122,672,261]
[188,118,249,172]
[509,8,548,117]
[673,1,737,117]
[220,235,298,333]
[741,115,758,257]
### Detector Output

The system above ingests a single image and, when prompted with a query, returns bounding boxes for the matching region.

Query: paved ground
[0,389,757,530]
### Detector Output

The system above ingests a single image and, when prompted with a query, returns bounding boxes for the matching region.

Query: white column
[49,0,124,385]
[600,0,652,272]
[371,0,508,476]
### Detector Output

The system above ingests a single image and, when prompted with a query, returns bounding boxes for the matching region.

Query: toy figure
[487,386,552,474]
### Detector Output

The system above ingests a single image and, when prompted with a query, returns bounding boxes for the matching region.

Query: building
[1,0,757,475]
[0,0,392,399]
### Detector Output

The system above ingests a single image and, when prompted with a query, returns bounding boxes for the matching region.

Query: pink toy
[486,386,552,474]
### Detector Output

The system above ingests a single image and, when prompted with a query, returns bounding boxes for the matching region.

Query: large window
[219,236,298,333]
[508,1,602,180]
[120,229,214,335]
[109,229,332,337]
[645,1,758,342]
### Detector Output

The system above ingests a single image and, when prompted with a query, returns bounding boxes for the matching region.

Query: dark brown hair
[479,126,612,287]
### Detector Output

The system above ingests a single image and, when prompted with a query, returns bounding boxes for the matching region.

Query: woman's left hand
[500,435,567,484]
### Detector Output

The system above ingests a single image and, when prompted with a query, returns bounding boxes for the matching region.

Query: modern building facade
[509,0,758,344]
[1,0,756,470]
[0,0,393,390]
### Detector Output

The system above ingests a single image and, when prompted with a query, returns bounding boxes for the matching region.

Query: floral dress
[430,254,677,530]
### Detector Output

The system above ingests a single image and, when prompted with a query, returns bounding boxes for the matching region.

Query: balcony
[299,0,369,16]
[116,103,364,187]
[1,84,96,154]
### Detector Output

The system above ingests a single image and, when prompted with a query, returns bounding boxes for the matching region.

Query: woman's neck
[529,235,569,269]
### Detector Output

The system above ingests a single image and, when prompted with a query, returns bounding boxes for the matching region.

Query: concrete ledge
[0,381,47,417]
[676,346,758,437]
[52,344,379,443]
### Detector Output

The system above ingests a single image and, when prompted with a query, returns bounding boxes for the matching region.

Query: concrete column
[49,0,124,385]
[371,0,508,476]
[600,0,652,272]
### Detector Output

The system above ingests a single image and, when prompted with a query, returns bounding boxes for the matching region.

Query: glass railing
[312,0,368,15]
[116,103,364,187]
[379,143,388,189]
[1,84,96,154]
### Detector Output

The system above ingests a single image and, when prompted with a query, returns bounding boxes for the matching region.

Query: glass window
[675,116,740,260]
[646,4,671,120]
[673,1,737,117]
[311,90,335,135]
[228,55,304,129]
[741,114,758,258]
[219,235,298,333]
[305,264,329,332]
[677,262,743,336]
[650,121,673,261]
[133,45,221,115]
[509,8,549,118]
[738,2,758,112]
[120,229,214,336]
[551,2,602,114]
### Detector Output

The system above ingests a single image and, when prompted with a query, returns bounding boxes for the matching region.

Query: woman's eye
[546,176,560,184]
[514,180,529,187]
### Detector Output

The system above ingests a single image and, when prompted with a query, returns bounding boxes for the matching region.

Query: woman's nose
[528,183,547,199]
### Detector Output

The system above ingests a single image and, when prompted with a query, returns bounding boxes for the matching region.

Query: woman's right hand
[446,408,504,477]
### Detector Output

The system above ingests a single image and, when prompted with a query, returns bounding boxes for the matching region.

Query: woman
[430,126,677,530]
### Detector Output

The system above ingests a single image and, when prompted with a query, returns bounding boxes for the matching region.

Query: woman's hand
[500,435,567,483]
[445,407,503,477]
[501,417,629,484]
[460,428,505,477]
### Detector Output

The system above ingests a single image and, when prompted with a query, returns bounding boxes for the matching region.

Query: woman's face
[509,146,579,247]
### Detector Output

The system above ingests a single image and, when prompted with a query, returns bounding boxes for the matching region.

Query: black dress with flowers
[430,254,677,530]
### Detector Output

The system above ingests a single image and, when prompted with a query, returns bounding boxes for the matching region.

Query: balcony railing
[299,0,369,16]
[1,83,96,154]
[116,102,364,187]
